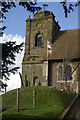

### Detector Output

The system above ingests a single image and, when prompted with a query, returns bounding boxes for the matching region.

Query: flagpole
[47,41,48,86]
[47,41,52,86]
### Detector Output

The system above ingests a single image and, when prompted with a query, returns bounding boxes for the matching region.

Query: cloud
[0,34,13,43]
[0,34,25,44]
[0,34,25,91]
[7,74,21,91]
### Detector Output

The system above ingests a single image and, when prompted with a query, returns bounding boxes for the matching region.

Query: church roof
[46,29,80,60]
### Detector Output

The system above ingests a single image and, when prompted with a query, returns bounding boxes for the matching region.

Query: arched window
[68,65,72,80]
[35,33,42,46]
[58,66,63,81]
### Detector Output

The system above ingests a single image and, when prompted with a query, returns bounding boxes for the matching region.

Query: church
[22,10,80,93]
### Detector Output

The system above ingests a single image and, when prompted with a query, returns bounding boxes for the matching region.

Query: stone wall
[48,61,79,92]
[22,61,48,87]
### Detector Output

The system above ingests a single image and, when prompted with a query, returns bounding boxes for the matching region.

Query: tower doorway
[33,77,39,86]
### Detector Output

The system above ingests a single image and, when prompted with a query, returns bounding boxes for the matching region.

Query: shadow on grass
[2,115,57,120]
[2,109,60,120]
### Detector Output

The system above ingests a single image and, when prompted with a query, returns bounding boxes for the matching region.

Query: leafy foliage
[61,1,80,17]
[0,2,16,37]
[19,2,41,13]
[2,41,24,80]
[0,2,41,85]
[0,2,42,36]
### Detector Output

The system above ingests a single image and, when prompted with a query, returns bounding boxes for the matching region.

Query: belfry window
[35,33,42,46]
[58,66,63,81]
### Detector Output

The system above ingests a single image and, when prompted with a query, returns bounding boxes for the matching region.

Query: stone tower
[22,10,60,87]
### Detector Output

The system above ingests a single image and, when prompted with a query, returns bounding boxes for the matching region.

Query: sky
[3,2,79,37]
[0,2,79,92]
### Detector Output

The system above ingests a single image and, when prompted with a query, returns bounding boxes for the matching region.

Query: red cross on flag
[47,41,52,54]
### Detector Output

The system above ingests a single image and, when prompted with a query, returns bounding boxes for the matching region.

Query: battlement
[33,10,55,19]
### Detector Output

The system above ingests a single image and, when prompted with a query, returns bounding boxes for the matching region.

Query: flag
[47,41,52,54]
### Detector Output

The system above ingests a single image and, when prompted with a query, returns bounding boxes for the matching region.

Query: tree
[2,41,24,80]
[60,1,80,17]
[0,41,24,92]
[0,2,42,91]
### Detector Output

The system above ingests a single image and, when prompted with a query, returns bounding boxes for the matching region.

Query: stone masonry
[22,10,60,87]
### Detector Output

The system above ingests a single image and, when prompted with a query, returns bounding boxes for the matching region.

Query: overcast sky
[1,2,79,92]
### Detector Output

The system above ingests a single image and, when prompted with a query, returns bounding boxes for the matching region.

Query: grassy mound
[2,86,76,119]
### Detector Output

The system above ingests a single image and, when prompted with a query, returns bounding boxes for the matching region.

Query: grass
[2,86,77,120]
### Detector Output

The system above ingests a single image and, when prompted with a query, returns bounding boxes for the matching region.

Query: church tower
[22,10,60,87]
